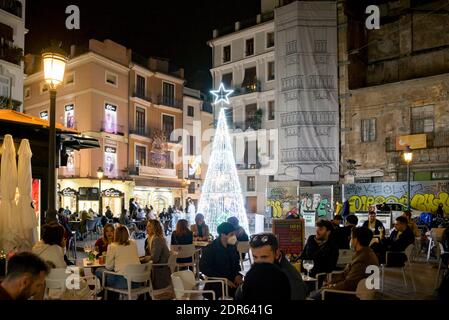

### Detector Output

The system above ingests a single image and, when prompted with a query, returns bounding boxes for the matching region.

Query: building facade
[0,0,26,111]
[338,0,449,185]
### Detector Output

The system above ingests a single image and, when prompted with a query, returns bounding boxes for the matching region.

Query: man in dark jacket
[199,222,242,299]
[300,219,339,277]
[331,214,358,249]
[374,216,415,266]
[248,232,306,300]
[362,205,385,236]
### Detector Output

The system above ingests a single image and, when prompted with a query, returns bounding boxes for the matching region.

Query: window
[162,82,175,106]
[245,104,257,129]
[432,172,449,180]
[269,175,275,182]
[266,32,274,48]
[105,71,118,87]
[188,135,195,156]
[188,182,196,194]
[242,67,257,91]
[162,114,175,140]
[314,40,327,53]
[39,110,48,120]
[24,87,31,99]
[135,107,146,135]
[187,106,194,117]
[0,75,10,97]
[268,140,275,160]
[246,196,257,213]
[246,38,254,56]
[136,75,146,98]
[224,108,233,128]
[267,61,275,81]
[65,72,75,85]
[40,82,49,94]
[223,45,231,63]
[268,100,275,120]
[221,73,233,88]
[361,118,376,142]
[411,105,434,134]
[247,176,256,192]
[135,145,146,166]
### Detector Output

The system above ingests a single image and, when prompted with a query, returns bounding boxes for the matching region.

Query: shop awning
[134,178,185,189]
[60,134,100,151]
[0,110,78,134]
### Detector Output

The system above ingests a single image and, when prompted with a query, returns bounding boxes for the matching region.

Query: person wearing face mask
[242,232,306,300]
[308,227,379,300]
[199,222,242,299]
[0,252,50,300]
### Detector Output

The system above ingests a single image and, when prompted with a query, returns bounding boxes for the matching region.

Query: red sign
[272,219,305,255]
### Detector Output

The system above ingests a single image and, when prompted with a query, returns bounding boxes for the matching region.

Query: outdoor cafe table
[82,258,105,269]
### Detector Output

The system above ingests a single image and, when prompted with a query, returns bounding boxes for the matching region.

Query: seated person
[402,211,420,238]
[309,227,379,300]
[249,233,306,300]
[235,263,291,300]
[142,220,171,290]
[32,223,67,268]
[95,225,141,294]
[171,219,194,264]
[371,216,415,266]
[227,216,249,242]
[136,208,146,221]
[362,205,385,236]
[331,215,343,229]
[299,219,339,278]
[105,206,114,220]
[95,223,115,256]
[331,214,358,249]
[199,222,241,299]
[191,213,210,241]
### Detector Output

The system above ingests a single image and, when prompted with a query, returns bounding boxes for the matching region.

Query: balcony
[129,127,149,137]
[0,0,22,18]
[100,121,125,136]
[131,90,152,103]
[0,40,22,66]
[232,81,261,96]
[281,147,336,164]
[129,165,177,179]
[0,95,21,111]
[281,111,337,127]
[232,120,261,131]
[58,167,81,178]
[236,163,261,170]
[157,95,182,109]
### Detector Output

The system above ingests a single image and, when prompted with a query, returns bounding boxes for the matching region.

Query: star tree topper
[210,83,233,105]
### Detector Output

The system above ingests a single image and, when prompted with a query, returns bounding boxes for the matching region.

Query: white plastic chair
[237,241,251,270]
[150,252,178,299]
[102,262,153,300]
[321,278,377,300]
[171,270,227,300]
[381,244,416,293]
[45,268,99,300]
[171,244,196,272]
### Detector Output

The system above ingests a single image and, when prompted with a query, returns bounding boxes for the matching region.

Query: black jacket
[299,235,339,277]
[362,219,385,236]
[277,254,306,300]
[171,231,194,264]
[199,238,241,298]
[331,225,353,249]
[384,226,415,252]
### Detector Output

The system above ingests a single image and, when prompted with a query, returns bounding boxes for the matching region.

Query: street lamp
[97,167,104,215]
[403,145,413,211]
[42,44,67,212]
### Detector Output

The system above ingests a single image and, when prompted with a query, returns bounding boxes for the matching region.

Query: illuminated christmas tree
[198,84,250,236]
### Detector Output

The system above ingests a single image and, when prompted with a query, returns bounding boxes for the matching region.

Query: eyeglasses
[250,233,277,245]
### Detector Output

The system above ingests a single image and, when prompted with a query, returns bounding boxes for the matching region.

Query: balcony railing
[0,40,22,65]
[0,95,21,111]
[232,120,261,131]
[131,90,152,103]
[236,163,261,170]
[281,147,336,163]
[232,81,261,96]
[0,0,22,18]
[100,122,125,135]
[157,95,182,109]
[129,127,148,137]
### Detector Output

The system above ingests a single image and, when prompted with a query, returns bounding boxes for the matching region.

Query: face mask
[227,235,237,245]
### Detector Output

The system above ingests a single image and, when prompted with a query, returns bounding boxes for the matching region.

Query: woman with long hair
[171,219,193,265]
[191,213,210,241]
[94,223,115,256]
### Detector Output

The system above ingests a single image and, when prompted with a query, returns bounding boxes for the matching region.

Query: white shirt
[105,240,140,274]
[32,241,66,268]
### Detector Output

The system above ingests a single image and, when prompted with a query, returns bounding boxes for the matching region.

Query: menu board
[272,219,305,255]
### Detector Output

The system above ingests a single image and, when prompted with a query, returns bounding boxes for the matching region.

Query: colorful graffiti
[344,181,449,213]
[266,185,298,218]
[299,186,333,219]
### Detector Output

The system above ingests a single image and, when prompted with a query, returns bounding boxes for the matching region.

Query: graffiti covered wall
[343,181,449,213]
[299,186,333,219]
[266,183,298,219]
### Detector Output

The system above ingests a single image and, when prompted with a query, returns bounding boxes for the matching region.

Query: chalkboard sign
[272,219,305,255]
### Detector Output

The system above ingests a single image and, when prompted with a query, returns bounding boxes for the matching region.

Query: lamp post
[403,145,413,211]
[97,167,104,215]
[42,45,67,212]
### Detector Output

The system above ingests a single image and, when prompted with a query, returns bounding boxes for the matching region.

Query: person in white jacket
[94,225,141,293]
[32,223,67,269]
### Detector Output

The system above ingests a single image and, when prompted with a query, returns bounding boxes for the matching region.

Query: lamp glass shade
[403,150,413,163]
[42,52,67,89]
[97,168,104,179]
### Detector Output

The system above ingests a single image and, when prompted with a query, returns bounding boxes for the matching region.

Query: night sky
[26,0,261,93]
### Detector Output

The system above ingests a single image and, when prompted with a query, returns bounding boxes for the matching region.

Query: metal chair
[321,278,377,300]
[102,262,153,300]
[236,241,251,270]
[434,242,448,290]
[171,244,196,273]
[45,268,99,300]
[381,244,416,293]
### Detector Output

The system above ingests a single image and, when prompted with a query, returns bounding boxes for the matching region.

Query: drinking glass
[303,260,314,280]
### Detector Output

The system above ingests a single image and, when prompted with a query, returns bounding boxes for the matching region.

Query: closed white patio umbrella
[0,134,19,252]
[17,139,38,250]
